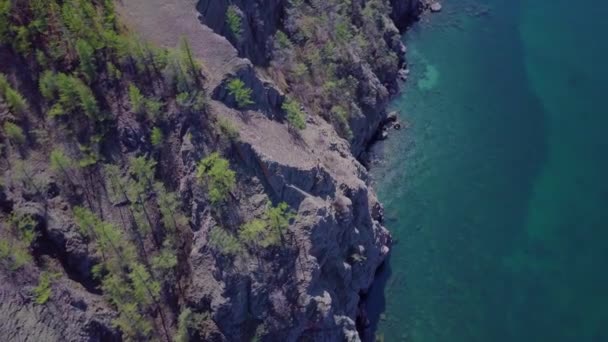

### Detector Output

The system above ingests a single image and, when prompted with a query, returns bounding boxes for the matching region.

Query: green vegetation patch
[282,98,306,131]
[226,78,253,108]
[225,6,242,40]
[196,152,236,205]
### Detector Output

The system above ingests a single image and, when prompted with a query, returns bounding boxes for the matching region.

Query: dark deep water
[368,0,608,341]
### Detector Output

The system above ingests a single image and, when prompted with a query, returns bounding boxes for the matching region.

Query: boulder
[430,2,443,12]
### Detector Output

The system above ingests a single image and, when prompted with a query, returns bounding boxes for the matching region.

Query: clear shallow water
[368,0,608,341]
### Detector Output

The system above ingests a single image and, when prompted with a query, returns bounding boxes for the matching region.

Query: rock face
[197,0,286,66]
[182,127,393,340]
[391,0,423,31]
[212,64,284,118]
[0,266,118,342]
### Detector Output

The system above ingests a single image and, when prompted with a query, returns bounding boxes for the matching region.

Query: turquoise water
[368,0,608,341]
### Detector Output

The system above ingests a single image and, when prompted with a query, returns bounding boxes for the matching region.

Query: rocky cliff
[0,0,420,341]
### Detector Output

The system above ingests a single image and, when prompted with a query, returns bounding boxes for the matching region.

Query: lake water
[368,0,608,341]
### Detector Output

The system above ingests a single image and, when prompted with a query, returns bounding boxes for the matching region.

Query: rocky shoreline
[0,0,432,341]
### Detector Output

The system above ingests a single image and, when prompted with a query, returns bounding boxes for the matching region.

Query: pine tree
[239,218,278,249]
[73,206,100,238]
[129,156,156,195]
[129,83,145,114]
[226,78,253,108]
[151,244,178,275]
[196,152,236,205]
[225,6,242,40]
[175,308,193,342]
[180,37,201,85]
[266,202,294,242]
[150,127,163,147]
[4,87,28,115]
[208,227,242,256]
[39,70,57,100]
[1,73,28,115]
[104,164,128,204]
[3,122,26,145]
[239,202,296,251]
[76,39,96,82]
[50,148,75,181]
[154,182,187,235]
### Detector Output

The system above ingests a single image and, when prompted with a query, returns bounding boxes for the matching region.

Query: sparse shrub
[1,212,35,270]
[77,144,99,167]
[9,212,38,247]
[292,63,308,78]
[282,98,306,130]
[239,201,295,250]
[208,227,242,256]
[216,116,239,141]
[12,159,44,195]
[33,272,56,304]
[175,308,193,342]
[330,105,353,140]
[239,219,277,248]
[176,91,206,111]
[145,99,163,121]
[274,31,292,50]
[335,20,353,43]
[0,239,32,271]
